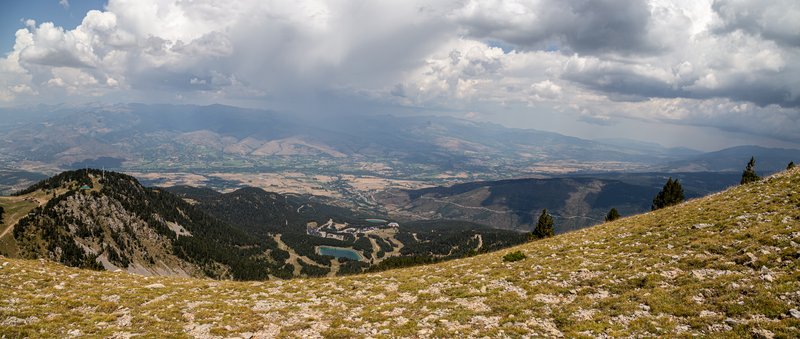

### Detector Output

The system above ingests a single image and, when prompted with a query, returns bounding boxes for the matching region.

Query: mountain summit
[1,168,798,337]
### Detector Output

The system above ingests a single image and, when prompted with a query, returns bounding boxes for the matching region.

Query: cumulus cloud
[0,0,798,144]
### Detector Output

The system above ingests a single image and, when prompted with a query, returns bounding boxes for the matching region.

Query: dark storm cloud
[562,61,800,109]
[711,0,800,47]
[455,0,659,55]
[561,64,683,102]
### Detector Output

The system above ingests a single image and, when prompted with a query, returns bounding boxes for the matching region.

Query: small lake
[365,218,388,224]
[317,246,364,261]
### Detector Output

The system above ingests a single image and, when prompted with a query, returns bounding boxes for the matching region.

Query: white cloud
[0,0,797,144]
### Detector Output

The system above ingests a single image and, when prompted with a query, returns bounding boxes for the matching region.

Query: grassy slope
[0,196,41,256]
[1,169,799,337]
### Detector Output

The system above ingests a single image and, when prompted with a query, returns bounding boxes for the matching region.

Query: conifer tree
[532,208,554,239]
[651,178,685,211]
[605,208,620,222]
[788,161,795,170]
[740,157,760,185]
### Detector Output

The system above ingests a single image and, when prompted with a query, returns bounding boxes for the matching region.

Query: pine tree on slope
[652,178,685,211]
[532,208,555,239]
[605,208,620,222]
[741,157,760,185]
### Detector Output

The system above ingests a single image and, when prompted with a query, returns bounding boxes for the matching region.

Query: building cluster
[306,220,400,241]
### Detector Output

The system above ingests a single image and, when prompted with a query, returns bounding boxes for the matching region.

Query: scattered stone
[573,308,596,321]
[102,294,121,303]
[395,316,409,326]
[417,328,432,336]
[527,318,563,337]
[0,316,40,326]
[724,317,742,325]
[533,293,575,304]
[692,294,705,303]
[184,323,213,338]
[453,297,491,312]
[587,290,610,300]
[116,314,132,327]
[675,324,690,333]
[751,328,775,339]
[145,283,165,289]
[708,323,732,332]
[700,310,719,317]
[692,223,713,229]
[488,279,527,297]
[789,309,800,319]
[660,268,682,279]
[760,266,775,282]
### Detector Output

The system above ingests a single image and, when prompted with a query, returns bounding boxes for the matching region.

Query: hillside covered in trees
[1,169,528,279]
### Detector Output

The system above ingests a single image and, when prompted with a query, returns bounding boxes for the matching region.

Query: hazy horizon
[5,100,800,153]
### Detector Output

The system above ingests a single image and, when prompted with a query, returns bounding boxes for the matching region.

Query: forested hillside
[1,170,528,279]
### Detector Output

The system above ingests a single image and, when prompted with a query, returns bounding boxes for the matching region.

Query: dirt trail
[385,236,404,257]
[367,237,381,263]
[0,198,37,240]
[327,259,339,277]
[272,234,327,276]
[417,196,508,214]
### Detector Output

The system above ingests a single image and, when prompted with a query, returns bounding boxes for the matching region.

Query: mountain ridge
[1,164,798,337]
[0,169,528,279]
[6,103,794,173]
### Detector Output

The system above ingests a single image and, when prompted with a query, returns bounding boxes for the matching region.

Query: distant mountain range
[1,103,795,180]
[662,145,800,172]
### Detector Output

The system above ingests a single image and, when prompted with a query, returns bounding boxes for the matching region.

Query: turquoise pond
[317,246,363,261]
[365,218,388,224]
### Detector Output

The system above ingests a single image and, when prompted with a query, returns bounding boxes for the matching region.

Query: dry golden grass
[1,168,799,337]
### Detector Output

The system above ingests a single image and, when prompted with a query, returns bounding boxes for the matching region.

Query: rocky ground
[1,168,799,338]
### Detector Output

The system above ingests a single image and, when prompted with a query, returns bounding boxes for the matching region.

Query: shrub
[503,250,526,262]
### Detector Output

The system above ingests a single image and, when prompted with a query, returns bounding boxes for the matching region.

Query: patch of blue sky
[0,0,107,51]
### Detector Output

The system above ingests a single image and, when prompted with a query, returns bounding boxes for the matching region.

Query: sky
[0,0,798,151]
